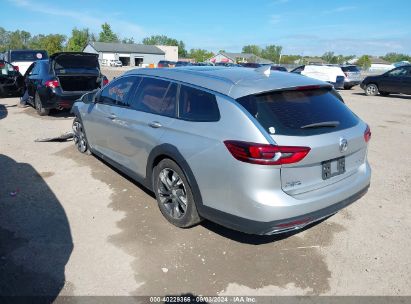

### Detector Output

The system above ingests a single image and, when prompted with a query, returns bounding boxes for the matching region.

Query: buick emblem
[339,138,348,153]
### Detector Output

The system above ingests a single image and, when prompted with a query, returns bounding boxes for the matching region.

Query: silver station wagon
[72,66,371,235]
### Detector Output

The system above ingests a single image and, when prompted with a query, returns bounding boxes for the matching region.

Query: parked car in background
[3,49,48,75]
[340,65,362,89]
[291,65,345,89]
[361,65,411,96]
[71,66,371,235]
[0,60,24,97]
[270,65,288,72]
[158,60,176,68]
[108,59,123,67]
[175,61,192,67]
[240,62,263,68]
[23,52,108,116]
[192,62,215,66]
[214,62,239,67]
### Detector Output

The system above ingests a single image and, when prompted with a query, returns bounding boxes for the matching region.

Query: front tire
[365,84,379,96]
[153,159,201,228]
[72,117,91,154]
[34,92,49,116]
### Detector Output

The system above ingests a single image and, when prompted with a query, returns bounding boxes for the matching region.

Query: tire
[365,84,379,96]
[344,85,353,90]
[72,117,91,154]
[153,159,201,228]
[380,91,390,97]
[34,92,49,116]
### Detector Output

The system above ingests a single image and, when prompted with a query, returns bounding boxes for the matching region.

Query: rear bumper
[344,80,361,87]
[43,91,84,109]
[200,183,369,235]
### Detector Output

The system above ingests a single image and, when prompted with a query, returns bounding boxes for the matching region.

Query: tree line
[1,23,410,66]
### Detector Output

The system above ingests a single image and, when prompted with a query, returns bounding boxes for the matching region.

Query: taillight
[103,78,109,86]
[364,124,371,143]
[344,72,348,77]
[224,140,310,165]
[13,66,19,72]
[45,80,59,88]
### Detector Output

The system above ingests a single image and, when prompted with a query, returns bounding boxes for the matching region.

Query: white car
[3,50,48,75]
[291,65,345,89]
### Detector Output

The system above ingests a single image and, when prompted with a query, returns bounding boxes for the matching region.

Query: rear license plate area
[322,157,345,180]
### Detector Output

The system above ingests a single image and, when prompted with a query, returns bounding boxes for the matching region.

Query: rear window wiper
[300,121,340,129]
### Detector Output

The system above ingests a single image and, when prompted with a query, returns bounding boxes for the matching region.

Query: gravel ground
[0,85,410,297]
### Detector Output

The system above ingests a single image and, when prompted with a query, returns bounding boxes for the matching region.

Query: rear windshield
[11,50,48,62]
[237,88,359,136]
[341,66,360,72]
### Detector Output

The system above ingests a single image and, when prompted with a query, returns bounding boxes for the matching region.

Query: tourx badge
[339,138,348,153]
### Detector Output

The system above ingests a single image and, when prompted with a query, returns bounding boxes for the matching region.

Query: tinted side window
[0,61,15,76]
[292,66,304,74]
[99,76,137,106]
[178,85,220,122]
[388,68,407,77]
[131,77,173,115]
[31,63,40,75]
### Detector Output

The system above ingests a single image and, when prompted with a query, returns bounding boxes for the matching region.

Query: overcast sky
[3,0,411,56]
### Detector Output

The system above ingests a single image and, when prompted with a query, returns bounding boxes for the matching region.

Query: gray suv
[72,67,371,235]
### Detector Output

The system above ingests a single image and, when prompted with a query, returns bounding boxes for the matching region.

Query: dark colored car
[0,60,25,97]
[361,65,411,96]
[157,60,176,68]
[240,62,263,68]
[270,65,288,72]
[24,52,108,116]
[175,61,192,67]
[214,62,240,67]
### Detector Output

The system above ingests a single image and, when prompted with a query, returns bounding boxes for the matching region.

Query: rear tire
[72,117,91,154]
[153,159,202,228]
[34,92,49,116]
[365,84,379,96]
[344,85,353,90]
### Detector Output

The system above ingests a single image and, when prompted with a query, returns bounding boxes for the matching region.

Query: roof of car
[124,66,330,99]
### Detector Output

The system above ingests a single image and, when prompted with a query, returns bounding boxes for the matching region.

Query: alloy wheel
[72,119,88,153]
[157,168,188,219]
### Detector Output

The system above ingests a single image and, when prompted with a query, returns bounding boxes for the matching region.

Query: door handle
[148,121,162,128]
[107,114,117,120]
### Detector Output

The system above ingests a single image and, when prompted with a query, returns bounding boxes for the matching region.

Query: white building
[156,45,178,62]
[83,42,165,67]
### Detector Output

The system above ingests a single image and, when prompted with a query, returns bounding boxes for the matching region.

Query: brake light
[364,125,371,143]
[224,140,310,165]
[103,78,109,86]
[45,80,59,88]
[13,66,19,72]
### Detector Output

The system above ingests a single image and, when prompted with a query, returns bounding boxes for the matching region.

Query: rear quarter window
[237,88,359,136]
[179,85,220,122]
[341,66,360,72]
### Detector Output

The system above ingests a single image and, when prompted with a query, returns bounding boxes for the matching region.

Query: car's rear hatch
[341,65,361,82]
[237,86,369,197]
[51,52,101,93]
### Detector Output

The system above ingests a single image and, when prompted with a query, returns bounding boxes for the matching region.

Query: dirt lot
[0,84,410,297]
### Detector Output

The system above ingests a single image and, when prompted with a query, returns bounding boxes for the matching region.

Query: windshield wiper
[300,121,340,129]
